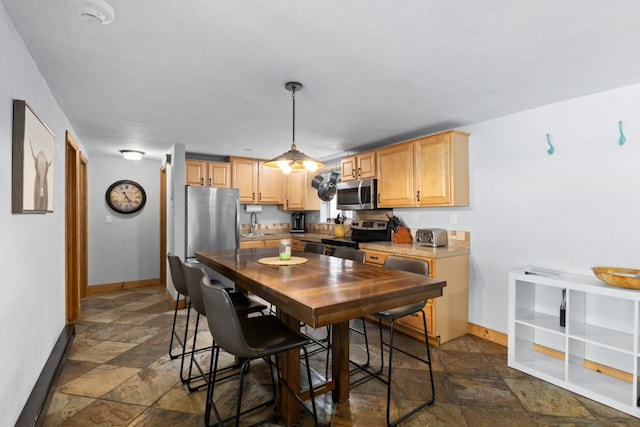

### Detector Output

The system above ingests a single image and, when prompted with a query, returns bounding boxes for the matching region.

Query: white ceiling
[4,0,640,162]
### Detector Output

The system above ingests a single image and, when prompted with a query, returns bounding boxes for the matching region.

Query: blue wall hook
[546,133,555,155]
[618,120,626,145]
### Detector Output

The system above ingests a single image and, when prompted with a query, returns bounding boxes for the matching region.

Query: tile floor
[43,285,638,426]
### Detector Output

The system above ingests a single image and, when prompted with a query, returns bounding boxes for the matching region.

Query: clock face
[106,180,147,214]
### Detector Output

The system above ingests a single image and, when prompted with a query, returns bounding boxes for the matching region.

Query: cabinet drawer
[263,239,280,248]
[364,250,389,266]
[397,300,434,337]
[239,240,264,249]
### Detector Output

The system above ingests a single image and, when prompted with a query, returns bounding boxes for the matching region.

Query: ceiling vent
[68,0,115,24]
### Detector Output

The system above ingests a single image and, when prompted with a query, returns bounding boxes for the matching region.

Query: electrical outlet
[106,215,112,223]
[449,213,458,225]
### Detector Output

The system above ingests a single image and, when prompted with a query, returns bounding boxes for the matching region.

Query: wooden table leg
[331,321,350,403]
[279,312,301,426]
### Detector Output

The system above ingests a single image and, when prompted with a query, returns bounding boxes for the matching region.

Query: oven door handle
[357,179,363,209]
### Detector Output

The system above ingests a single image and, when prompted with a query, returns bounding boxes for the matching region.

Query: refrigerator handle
[235,197,240,250]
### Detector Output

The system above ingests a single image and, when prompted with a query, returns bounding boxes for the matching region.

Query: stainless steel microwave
[336,179,378,210]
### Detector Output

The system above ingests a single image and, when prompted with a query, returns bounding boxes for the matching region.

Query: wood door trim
[65,132,80,322]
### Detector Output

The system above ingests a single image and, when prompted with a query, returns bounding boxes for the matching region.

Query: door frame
[159,164,167,288]
[65,132,87,322]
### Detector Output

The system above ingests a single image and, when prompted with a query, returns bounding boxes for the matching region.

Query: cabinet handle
[252,192,255,201]
[357,167,361,177]
[208,178,212,186]
[200,178,204,185]
[352,170,356,178]
[377,193,380,203]
[259,192,262,200]
[417,190,420,202]
[370,256,379,260]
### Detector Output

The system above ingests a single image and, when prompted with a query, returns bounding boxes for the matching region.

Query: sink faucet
[249,212,258,234]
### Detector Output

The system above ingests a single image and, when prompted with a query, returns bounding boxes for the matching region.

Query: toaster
[415,228,448,247]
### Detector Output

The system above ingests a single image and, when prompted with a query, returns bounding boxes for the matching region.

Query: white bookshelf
[508,269,640,418]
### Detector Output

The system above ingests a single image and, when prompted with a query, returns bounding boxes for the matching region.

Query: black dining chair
[352,255,435,427]
[332,246,365,263]
[303,242,326,254]
[182,263,267,392]
[200,278,319,427]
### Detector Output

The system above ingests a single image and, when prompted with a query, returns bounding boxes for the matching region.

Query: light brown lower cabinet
[239,239,281,249]
[363,249,468,346]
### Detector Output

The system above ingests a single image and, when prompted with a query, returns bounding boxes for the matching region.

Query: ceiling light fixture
[263,82,324,175]
[68,0,115,24]
[120,150,145,161]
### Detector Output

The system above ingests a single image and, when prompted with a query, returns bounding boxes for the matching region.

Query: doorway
[65,132,88,322]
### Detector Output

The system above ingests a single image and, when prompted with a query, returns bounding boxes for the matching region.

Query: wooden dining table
[196,247,446,425]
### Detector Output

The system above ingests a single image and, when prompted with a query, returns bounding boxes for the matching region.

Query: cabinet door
[414,131,469,207]
[258,162,283,203]
[340,156,357,182]
[207,162,230,188]
[376,142,414,207]
[231,157,258,203]
[357,151,376,179]
[284,170,305,210]
[414,133,451,206]
[185,160,206,186]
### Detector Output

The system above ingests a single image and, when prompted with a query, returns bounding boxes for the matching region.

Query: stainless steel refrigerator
[185,186,240,261]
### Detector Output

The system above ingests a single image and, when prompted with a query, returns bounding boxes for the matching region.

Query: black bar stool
[200,278,319,427]
[182,263,267,392]
[351,256,436,427]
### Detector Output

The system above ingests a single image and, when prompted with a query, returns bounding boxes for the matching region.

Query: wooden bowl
[592,267,640,290]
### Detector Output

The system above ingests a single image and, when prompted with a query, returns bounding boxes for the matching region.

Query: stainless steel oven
[336,179,377,210]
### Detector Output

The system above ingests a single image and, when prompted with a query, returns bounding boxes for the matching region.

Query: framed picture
[12,99,55,213]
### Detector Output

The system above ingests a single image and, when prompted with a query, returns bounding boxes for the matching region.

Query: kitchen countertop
[359,241,469,259]
[241,232,469,259]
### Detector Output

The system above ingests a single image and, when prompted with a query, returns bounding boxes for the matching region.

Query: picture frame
[12,99,55,213]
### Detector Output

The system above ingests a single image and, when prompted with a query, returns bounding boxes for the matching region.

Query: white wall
[0,3,87,425]
[88,156,163,285]
[397,82,640,334]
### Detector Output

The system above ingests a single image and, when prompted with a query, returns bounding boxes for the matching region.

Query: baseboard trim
[87,278,160,295]
[467,322,507,347]
[165,289,187,309]
[17,324,75,427]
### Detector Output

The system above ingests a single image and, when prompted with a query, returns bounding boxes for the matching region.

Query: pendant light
[263,82,324,174]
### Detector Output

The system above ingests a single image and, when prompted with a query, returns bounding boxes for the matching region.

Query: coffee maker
[291,212,305,233]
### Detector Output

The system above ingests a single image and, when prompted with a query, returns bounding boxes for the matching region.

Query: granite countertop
[359,241,470,259]
[240,232,470,259]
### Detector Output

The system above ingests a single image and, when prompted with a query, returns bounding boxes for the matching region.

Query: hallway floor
[44,285,637,426]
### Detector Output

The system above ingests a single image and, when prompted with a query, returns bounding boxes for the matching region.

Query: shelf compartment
[568,355,635,408]
[512,338,565,382]
[568,320,635,354]
[512,322,565,382]
[515,308,565,334]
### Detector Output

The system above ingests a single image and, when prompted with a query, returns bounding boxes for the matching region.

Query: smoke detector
[68,0,115,24]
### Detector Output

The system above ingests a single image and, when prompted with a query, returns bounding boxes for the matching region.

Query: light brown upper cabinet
[340,150,376,182]
[229,157,283,204]
[377,130,469,207]
[281,170,320,211]
[186,160,230,188]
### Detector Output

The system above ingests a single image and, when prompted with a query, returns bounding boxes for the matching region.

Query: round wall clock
[106,180,147,214]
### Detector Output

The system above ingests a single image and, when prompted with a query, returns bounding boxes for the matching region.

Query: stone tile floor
[44,286,638,426]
